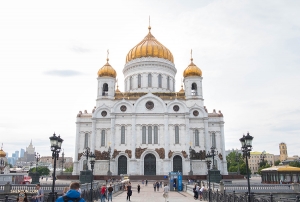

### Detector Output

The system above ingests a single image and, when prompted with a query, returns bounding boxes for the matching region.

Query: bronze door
[118,155,127,175]
[144,153,156,175]
[173,155,182,173]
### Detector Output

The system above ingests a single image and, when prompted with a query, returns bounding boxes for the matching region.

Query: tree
[226,150,243,173]
[65,166,73,172]
[239,162,252,176]
[29,166,50,176]
[289,161,300,168]
[274,160,281,166]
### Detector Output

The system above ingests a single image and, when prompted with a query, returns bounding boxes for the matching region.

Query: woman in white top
[163,184,170,202]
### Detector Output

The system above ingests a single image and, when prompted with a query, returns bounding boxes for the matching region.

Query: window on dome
[130,76,133,90]
[138,74,141,88]
[175,126,179,144]
[84,133,88,148]
[212,133,216,148]
[158,74,162,88]
[142,126,146,144]
[102,83,108,96]
[154,126,158,144]
[121,126,125,144]
[148,74,152,87]
[167,76,170,90]
[195,130,199,146]
[148,126,152,144]
[101,130,105,146]
[191,83,197,95]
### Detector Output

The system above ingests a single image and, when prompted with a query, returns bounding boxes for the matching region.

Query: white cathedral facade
[73,26,228,176]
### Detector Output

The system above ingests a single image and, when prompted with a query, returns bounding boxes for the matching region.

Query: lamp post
[260,150,266,168]
[188,146,193,175]
[235,149,240,175]
[35,152,40,173]
[89,153,95,202]
[239,132,254,202]
[60,151,65,174]
[49,133,63,202]
[205,156,212,202]
[82,147,91,170]
[107,146,112,176]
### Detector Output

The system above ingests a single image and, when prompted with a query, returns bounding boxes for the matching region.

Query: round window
[193,110,199,116]
[120,105,127,112]
[173,105,179,112]
[145,101,154,110]
[101,111,107,117]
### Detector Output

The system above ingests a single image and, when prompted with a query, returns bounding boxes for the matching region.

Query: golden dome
[97,58,117,78]
[183,58,202,77]
[0,149,6,157]
[126,26,174,63]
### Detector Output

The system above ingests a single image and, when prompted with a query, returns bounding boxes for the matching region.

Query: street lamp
[240,132,254,202]
[260,150,266,167]
[107,146,112,176]
[49,133,63,202]
[89,153,95,202]
[82,147,91,170]
[189,146,193,175]
[205,156,212,202]
[35,152,40,173]
[235,149,240,175]
[60,150,65,174]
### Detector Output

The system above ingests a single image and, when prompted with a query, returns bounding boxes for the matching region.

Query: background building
[249,151,274,173]
[279,142,288,162]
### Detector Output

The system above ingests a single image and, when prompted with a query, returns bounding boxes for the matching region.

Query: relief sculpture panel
[155,148,165,159]
[135,147,147,159]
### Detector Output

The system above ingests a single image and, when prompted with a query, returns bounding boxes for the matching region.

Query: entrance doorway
[118,155,127,175]
[144,153,156,175]
[173,155,182,172]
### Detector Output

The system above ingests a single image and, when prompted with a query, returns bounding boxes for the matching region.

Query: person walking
[107,184,114,202]
[56,182,85,202]
[156,181,160,191]
[126,182,132,201]
[142,180,144,186]
[199,185,205,201]
[153,182,156,191]
[145,179,148,186]
[137,184,141,193]
[163,183,170,202]
[34,184,44,202]
[100,184,106,202]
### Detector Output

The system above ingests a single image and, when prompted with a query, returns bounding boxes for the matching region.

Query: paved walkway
[106,181,207,202]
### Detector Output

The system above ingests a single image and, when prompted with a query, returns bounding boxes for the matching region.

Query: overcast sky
[1,0,299,160]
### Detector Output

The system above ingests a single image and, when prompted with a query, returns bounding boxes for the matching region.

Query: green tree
[226,150,243,173]
[65,166,73,172]
[258,163,271,175]
[29,166,50,176]
[239,162,252,176]
[289,161,300,168]
[274,160,281,166]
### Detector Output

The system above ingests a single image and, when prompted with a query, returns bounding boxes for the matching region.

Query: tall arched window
[84,133,88,148]
[138,74,141,88]
[191,83,197,95]
[102,83,108,96]
[158,74,162,88]
[212,133,216,148]
[195,130,199,146]
[167,76,170,90]
[101,130,105,146]
[142,126,146,144]
[148,126,152,144]
[154,126,158,144]
[130,76,133,90]
[175,126,179,144]
[121,126,125,144]
[148,73,152,87]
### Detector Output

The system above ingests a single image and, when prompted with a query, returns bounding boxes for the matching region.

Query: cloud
[70,45,92,53]
[44,70,83,77]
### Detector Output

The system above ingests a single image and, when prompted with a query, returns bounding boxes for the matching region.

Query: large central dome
[126,26,174,63]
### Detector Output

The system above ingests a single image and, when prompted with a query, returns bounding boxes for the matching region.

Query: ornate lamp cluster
[205,147,218,202]
[35,152,40,173]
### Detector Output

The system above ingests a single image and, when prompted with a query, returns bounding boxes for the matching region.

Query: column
[220,121,227,174]
[73,122,80,175]
[91,119,96,152]
[185,114,190,152]
[164,114,169,159]
[131,115,136,159]
[204,118,209,151]
[111,116,115,152]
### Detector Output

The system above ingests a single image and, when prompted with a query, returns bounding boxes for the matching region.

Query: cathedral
[73,25,228,176]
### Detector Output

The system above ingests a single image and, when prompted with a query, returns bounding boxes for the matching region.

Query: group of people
[152,181,163,191]
[193,183,205,200]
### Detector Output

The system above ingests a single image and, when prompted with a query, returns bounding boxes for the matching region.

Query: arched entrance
[173,155,182,173]
[144,153,156,175]
[118,155,127,175]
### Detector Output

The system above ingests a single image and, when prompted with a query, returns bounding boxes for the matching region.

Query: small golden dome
[0,149,6,157]
[183,58,202,77]
[126,26,174,63]
[97,58,117,78]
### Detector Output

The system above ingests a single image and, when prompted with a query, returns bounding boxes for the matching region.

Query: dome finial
[190,49,193,62]
[106,49,109,62]
[148,16,151,32]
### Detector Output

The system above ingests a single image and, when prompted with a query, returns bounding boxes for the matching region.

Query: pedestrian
[126,182,132,201]
[163,183,170,202]
[17,190,28,202]
[142,180,144,186]
[137,184,141,193]
[34,184,44,202]
[193,183,198,199]
[153,182,156,191]
[159,181,162,188]
[156,181,160,191]
[199,185,205,201]
[146,179,148,186]
[107,184,113,201]
[173,182,176,191]
[56,182,85,202]
[46,177,48,182]
[100,184,106,202]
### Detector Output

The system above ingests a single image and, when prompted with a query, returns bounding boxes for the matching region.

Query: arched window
[212,133,216,148]
[130,76,133,90]
[148,126,152,144]
[102,83,108,96]
[195,130,199,146]
[175,126,179,144]
[121,126,125,144]
[148,73,152,87]
[142,126,146,144]
[167,76,170,90]
[138,74,141,88]
[101,130,105,146]
[154,126,158,144]
[158,74,162,88]
[84,133,88,148]
[191,83,197,95]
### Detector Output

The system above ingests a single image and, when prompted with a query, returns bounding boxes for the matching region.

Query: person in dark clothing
[153,182,156,191]
[56,182,85,202]
[146,179,148,186]
[156,181,160,191]
[126,182,132,201]
[137,184,141,193]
